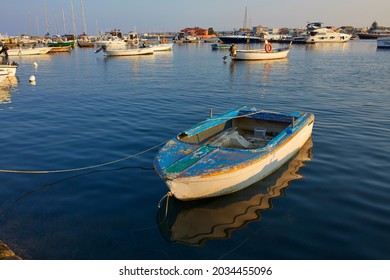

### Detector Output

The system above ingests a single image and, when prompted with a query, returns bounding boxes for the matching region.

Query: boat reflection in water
[157,138,313,246]
[0,76,18,104]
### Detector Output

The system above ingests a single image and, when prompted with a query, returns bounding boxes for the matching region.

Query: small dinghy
[154,106,314,201]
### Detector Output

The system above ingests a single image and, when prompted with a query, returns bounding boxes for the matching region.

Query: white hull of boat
[4,47,52,56]
[305,29,351,43]
[377,37,390,49]
[150,43,173,52]
[104,47,154,56]
[95,40,127,48]
[165,119,313,200]
[233,47,290,61]
[0,70,8,83]
[0,64,17,76]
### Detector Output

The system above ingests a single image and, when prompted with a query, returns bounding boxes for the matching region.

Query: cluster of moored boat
[2,21,388,201]
[153,22,389,201]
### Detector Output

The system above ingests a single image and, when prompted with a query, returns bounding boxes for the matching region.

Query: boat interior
[178,116,292,149]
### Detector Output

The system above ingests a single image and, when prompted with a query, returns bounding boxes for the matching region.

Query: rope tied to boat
[0,141,167,174]
[157,191,172,218]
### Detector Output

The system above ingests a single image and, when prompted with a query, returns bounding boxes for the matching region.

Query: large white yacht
[295,22,352,43]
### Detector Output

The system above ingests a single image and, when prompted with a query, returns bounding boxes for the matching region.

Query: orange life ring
[265,43,272,53]
[162,38,167,44]
[132,38,139,46]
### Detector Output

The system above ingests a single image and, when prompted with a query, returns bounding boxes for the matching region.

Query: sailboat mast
[62,8,67,34]
[243,6,248,30]
[80,0,88,35]
[70,0,77,38]
[36,16,40,36]
[44,0,50,35]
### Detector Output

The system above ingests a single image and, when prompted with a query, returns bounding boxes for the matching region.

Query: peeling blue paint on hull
[154,106,315,201]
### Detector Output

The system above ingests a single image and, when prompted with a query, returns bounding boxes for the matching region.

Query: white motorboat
[150,43,173,52]
[95,45,154,57]
[95,37,127,48]
[294,22,351,43]
[95,30,127,48]
[0,61,18,76]
[231,43,291,61]
[377,37,390,49]
[1,46,52,56]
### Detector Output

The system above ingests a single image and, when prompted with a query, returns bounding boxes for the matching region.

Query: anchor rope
[0,109,277,175]
[0,141,167,174]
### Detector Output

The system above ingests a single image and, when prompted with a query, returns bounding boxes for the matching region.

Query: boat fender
[265,43,272,53]
[133,38,139,46]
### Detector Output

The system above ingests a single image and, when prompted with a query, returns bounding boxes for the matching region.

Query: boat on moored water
[77,33,95,48]
[293,22,351,43]
[0,69,8,83]
[157,138,313,246]
[49,46,72,53]
[95,45,154,56]
[211,43,231,50]
[95,29,127,48]
[47,35,75,48]
[218,31,262,44]
[229,42,292,61]
[377,37,390,49]
[0,46,52,56]
[149,43,173,52]
[0,60,18,76]
[358,30,390,39]
[154,106,315,201]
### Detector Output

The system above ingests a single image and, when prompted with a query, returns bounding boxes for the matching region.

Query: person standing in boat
[229,43,237,57]
[0,44,9,58]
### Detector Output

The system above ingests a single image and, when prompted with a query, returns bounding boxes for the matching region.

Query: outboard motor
[94,44,107,53]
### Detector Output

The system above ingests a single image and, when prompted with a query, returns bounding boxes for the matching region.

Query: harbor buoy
[33,62,38,68]
[29,75,36,85]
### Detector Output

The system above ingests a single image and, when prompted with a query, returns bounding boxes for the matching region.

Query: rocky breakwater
[0,240,22,260]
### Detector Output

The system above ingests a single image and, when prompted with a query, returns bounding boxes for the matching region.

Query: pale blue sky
[1,0,389,36]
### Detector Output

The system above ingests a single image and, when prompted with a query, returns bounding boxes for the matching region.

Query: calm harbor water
[0,40,389,260]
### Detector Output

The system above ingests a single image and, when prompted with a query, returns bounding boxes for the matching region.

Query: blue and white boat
[154,106,315,201]
[218,32,262,44]
[377,37,390,49]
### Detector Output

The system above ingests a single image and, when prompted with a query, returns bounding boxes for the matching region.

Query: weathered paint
[153,106,315,200]
[164,145,216,175]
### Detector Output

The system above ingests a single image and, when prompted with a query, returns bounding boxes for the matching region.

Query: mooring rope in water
[0,141,167,174]
[157,191,172,220]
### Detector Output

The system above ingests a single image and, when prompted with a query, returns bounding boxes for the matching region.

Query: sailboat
[77,0,94,47]
[218,7,262,44]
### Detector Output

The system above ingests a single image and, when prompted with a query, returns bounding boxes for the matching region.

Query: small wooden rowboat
[157,138,313,245]
[154,106,314,201]
[232,43,292,61]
